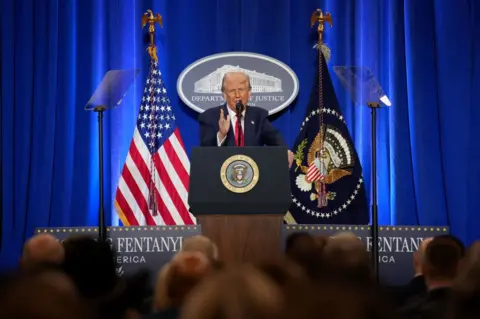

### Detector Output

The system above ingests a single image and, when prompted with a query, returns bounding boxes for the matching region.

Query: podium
[188,146,292,265]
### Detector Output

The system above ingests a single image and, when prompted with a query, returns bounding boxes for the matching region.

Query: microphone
[235,100,244,115]
[235,101,244,146]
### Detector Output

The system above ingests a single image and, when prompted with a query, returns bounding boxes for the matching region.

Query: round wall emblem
[177,52,299,115]
[220,155,259,193]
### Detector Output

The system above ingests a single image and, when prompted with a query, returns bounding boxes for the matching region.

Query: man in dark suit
[398,236,464,319]
[198,71,294,167]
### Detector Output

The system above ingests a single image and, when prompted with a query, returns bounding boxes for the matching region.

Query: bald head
[22,234,64,269]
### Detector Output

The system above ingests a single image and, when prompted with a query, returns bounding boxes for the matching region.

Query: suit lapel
[243,107,253,146]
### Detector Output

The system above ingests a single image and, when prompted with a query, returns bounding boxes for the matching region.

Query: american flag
[114,60,195,226]
[306,160,324,183]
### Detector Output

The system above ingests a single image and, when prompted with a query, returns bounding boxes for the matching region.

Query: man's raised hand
[218,108,231,140]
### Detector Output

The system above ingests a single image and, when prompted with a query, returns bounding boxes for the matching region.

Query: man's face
[222,73,251,111]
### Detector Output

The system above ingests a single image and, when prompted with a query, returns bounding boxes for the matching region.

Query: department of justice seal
[220,155,259,193]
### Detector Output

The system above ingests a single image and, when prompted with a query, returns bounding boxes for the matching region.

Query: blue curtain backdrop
[1,0,479,268]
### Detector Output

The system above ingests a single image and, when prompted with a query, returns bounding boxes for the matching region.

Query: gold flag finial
[141,9,163,61]
[310,9,332,46]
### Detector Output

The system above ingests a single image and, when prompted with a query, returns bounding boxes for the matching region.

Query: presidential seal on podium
[220,155,259,193]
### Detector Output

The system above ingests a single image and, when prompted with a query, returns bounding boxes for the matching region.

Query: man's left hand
[288,150,294,168]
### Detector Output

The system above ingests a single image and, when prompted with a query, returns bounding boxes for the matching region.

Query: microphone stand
[367,101,380,283]
[94,105,107,243]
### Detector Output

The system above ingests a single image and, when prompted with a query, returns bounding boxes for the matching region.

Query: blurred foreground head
[0,270,93,319]
[181,235,218,261]
[450,241,480,318]
[62,236,118,300]
[321,233,371,284]
[180,266,283,319]
[21,234,64,270]
[165,251,212,308]
[284,232,324,279]
[422,235,464,285]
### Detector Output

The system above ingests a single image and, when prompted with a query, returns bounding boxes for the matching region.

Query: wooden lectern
[188,146,292,265]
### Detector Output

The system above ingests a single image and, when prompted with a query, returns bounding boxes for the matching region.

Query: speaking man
[198,71,294,167]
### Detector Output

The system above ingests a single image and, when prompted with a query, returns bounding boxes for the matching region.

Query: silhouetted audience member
[399,235,463,319]
[181,235,218,260]
[180,235,223,270]
[62,236,150,318]
[396,237,432,307]
[20,233,64,271]
[281,278,396,319]
[320,232,372,285]
[62,236,118,300]
[151,263,173,313]
[449,241,480,318]
[180,265,283,319]
[146,251,212,319]
[0,270,93,319]
[284,232,323,279]
[257,258,305,288]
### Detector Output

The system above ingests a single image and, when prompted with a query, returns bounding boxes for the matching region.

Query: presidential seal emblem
[294,125,354,207]
[220,155,259,193]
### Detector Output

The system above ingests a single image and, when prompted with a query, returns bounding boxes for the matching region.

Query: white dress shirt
[217,106,246,146]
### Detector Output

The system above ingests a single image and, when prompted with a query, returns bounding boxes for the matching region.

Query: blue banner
[35,224,448,286]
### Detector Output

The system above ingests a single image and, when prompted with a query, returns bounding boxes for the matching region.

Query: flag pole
[310,9,332,208]
[142,10,163,217]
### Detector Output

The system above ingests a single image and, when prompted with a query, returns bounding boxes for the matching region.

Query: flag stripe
[124,149,165,225]
[164,133,190,191]
[121,161,155,225]
[116,179,145,225]
[114,200,131,226]
[159,139,192,220]
[153,163,185,225]
[164,137,196,223]
[153,151,189,225]
[114,60,193,226]
[171,129,190,172]
[156,148,193,224]
[133,135,176,225]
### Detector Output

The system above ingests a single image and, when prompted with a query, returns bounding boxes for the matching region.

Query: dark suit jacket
[398,275,427,307]
[398,287,452,319]
[198,104,286,147]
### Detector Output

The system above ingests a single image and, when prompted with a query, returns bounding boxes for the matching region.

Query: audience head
[321,233,371,284]
[165,251,212,307]
[449,241,480,318]
[181,235,218,261]
[257,259,305,288]
[153,263,172,311]
[413,237,433,276]
[0,270,92,319]
[422,235,464,287]
[284,232,323,279]
[180,265,283,319]
[62,236,118,300]
[285,232,314,255]
[21,234,64,270]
